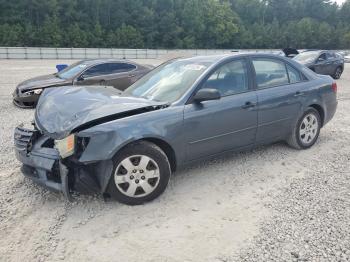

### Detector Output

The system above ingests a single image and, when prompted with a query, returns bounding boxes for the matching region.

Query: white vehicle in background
[345,55,350,63]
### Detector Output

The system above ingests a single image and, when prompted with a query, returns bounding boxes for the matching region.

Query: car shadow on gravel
[20,141,299,206]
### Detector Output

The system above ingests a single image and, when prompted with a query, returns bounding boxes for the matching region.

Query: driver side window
[204,60,249,96]
[318,53,327,62]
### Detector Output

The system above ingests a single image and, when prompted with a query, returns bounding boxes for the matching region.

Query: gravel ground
[0,60,349,262]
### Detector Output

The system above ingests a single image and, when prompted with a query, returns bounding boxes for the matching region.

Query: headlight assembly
[23,89,42,96]
[33,89,43,95]
[55,134,75,158]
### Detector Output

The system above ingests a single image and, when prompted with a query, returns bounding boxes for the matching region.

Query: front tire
[106,141,171,205]
[287,108,321,150]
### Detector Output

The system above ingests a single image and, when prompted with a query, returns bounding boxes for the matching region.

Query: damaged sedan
[14,54,337,205]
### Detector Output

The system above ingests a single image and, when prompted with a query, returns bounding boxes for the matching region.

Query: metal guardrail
[0,47,348,60]
[0,47,284,60]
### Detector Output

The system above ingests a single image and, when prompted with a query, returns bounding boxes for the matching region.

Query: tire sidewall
[295,108,321,149]
[107,141,171,205]
[334,67,342,79]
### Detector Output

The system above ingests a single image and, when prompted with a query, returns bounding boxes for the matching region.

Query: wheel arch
[308,104,325,127]
[114,137,178,172]
[141,138,177,172]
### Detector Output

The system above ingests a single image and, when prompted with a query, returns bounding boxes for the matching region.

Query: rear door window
[326,52,336,60]
[286,65,302,84]
[252,59,289,89]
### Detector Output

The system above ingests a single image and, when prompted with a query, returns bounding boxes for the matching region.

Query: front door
[184,59,258,161]
[75,63,110,86]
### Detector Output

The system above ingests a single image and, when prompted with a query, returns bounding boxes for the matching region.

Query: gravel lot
[0,60,349,262]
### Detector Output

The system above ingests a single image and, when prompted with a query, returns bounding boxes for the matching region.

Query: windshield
[57,62,88,79]
[294,51,319,63]
[124,59,212,103]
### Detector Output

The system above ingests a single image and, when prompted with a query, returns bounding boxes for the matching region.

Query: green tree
[114,24,144,48]
[0,0,350,49]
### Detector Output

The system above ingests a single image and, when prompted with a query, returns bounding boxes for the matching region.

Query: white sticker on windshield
[184,64,205,71]
[79,64,87,68]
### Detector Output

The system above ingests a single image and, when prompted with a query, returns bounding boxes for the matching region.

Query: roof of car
[175,53,285,62]
[79,58,135,65]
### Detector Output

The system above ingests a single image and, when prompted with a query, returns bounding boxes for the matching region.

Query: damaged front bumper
[14,126,114,200]
[14,126,72,200]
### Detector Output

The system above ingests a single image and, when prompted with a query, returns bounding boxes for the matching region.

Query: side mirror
[193,88,221,103]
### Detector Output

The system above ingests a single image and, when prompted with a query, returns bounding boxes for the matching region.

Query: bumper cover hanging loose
[14,127,73,201]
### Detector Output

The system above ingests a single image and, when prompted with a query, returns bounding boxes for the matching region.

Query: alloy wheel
[114,155,160,198]
[299,113,319,145]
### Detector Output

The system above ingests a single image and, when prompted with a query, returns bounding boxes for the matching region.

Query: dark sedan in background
[13,59,153,108]
[14,53,337,205]
[293,50,344,79]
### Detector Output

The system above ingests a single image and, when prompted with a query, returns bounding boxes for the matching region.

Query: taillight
[331,82,337,93]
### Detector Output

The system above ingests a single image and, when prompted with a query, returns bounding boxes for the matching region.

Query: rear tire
[287,108,321,150]
[332,67,343,79]
[106,141,171,205]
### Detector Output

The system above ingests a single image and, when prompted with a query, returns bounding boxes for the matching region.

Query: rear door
[107,63,138,90]
[252,57,306,143]
[325,52,338,75]
[314,53,328,75]
[184,58,258,160]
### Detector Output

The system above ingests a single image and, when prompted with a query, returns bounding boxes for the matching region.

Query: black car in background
[282,48,299,58]
[294,50,344,79]
[13,59,154,108]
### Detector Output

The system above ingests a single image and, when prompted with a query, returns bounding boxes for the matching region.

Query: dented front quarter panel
[77,105,185,165]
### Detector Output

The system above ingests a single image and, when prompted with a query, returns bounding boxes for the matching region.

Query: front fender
[76,106,185,164]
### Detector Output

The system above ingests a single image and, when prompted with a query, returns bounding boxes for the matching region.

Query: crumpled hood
[35,86,167,139]
[17,74,70,91]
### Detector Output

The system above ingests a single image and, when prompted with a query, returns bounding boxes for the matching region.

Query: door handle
[242,101,256,109]
[294,91,305,97]
[128,74,136,78]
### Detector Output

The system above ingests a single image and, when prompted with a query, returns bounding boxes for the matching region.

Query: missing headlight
[76,137,91,158]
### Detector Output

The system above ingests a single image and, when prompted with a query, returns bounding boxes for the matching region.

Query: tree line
[0,0,349,49]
